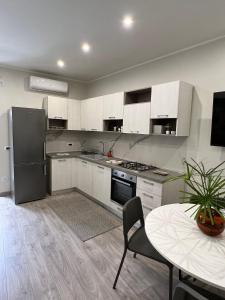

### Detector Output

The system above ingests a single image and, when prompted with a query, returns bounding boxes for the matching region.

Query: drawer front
[137,177,162,196]
[136,189,161,211]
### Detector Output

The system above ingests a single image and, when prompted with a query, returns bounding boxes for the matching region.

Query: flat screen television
[211,91,225,146]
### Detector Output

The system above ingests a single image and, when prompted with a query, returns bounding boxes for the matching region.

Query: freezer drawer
[13,163,46,204]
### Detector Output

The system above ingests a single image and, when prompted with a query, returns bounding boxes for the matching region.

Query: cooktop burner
[119,161,157,172]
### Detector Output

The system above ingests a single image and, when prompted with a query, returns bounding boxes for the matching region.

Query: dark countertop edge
[46,151,182,183]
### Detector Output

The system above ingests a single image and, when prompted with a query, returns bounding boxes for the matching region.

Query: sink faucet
[99,141,105,155]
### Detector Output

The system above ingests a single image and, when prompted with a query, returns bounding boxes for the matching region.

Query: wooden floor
[0,194,177,300]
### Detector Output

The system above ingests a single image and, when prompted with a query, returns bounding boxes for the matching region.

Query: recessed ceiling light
[122,15,134,29]
[57,59,65,68]
[81,42,91,53]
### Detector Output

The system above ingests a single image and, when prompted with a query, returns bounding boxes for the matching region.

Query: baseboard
[0,191,11,197]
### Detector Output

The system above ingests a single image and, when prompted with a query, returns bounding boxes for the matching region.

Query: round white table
[145,203,225,292]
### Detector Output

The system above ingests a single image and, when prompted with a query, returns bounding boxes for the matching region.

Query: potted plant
[170,159,225,236]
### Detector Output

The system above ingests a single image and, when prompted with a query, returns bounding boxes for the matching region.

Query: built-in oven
[111,169,137,206]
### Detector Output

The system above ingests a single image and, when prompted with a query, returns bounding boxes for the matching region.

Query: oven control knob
[121,174,124,177]
[130,177,133,180]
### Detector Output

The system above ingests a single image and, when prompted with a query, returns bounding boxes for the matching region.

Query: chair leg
[113,248,127,289]
[133,252,137,258]
[168,267,173,300]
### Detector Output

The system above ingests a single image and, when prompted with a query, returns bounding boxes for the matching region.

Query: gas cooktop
[119,161,157,172]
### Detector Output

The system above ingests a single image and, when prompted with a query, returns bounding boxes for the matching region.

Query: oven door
[111,177,136,206]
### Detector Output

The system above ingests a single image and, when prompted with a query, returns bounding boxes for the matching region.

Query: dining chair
[113,196,174,300]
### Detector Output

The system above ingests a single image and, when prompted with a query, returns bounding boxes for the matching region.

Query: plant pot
[197,209,225,237]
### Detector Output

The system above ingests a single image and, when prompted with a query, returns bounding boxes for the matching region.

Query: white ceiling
[1,0,225,81]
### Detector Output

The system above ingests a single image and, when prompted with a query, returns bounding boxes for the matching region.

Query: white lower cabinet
[136,177,162,218]
[71,158,78,188]
[51,158,72,191]
[92,164,111,205]
[77,159,93,196]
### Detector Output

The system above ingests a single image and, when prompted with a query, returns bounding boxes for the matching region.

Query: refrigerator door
[13,163,46,204]
[11,107,46,164]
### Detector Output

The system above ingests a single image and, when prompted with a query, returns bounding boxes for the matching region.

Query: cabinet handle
[143,204,153,211]
[43,142,46,160]
[58,159,66,162]
[54,116,63,119]
[143,193,153,199]
[143,180,154,186]
[109,116,115,119]
[81,160,87,164]
[157,114,168,118]
[91,129,97,131]
[97,166,104,170]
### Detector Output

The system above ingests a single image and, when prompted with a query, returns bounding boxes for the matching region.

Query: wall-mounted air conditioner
[29,76,69,94]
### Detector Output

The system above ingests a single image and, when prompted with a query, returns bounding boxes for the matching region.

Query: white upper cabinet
[103,92,124,120]
[81,97,103,131]
[151,81,179,118]
[80,99,90,131]
[44,96,68,119]
[123,102,151,134]
[67,99,81,130]
[150,81,193,119]
[150,81,193,136]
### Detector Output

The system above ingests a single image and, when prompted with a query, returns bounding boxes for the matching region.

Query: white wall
[87,38,225,172]
[0,67,87,193]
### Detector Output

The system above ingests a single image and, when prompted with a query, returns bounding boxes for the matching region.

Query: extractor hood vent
[29,76,69,94]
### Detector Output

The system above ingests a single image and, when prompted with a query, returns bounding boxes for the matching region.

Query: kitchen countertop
[46,151,182,183]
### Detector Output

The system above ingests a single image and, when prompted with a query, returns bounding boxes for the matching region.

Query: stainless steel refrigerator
[9,107,47,204]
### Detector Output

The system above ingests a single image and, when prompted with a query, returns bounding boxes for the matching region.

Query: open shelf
[150,118,177,135]
[124,88,151,104]
[48,118,68,130]
[103,119,123,132]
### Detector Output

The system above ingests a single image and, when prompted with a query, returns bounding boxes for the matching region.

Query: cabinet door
[80,100,89,130]
[136,188,161,211]
[123,103,150,134]
[123,104,133,133]
[77,160,93,195]
[47,96,68,120]
[103,92,124,120]
[68,99,81,130]
[151,81,179,118]
[71,158,78,188]
[51,158,72,191]
[88,96,103,132]
[92,164,111,205]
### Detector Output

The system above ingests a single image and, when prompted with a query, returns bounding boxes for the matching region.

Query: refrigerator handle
[43,141,46,160]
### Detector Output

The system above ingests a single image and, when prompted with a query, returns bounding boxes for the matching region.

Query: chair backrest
[122,197,144,246]
[173,283,208,300]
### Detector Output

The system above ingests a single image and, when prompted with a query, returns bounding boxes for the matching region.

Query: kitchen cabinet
[71,158,78,187]
[43,96,68,120]
[150,81,193,136]
[77,159,93,195]
[136,176,183,217]
[103,92,124,120]
[81,97,103,131]
[68,99,81,130]
[51,158,72,191]
[123,102,151,134]
[92,164,111,205]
